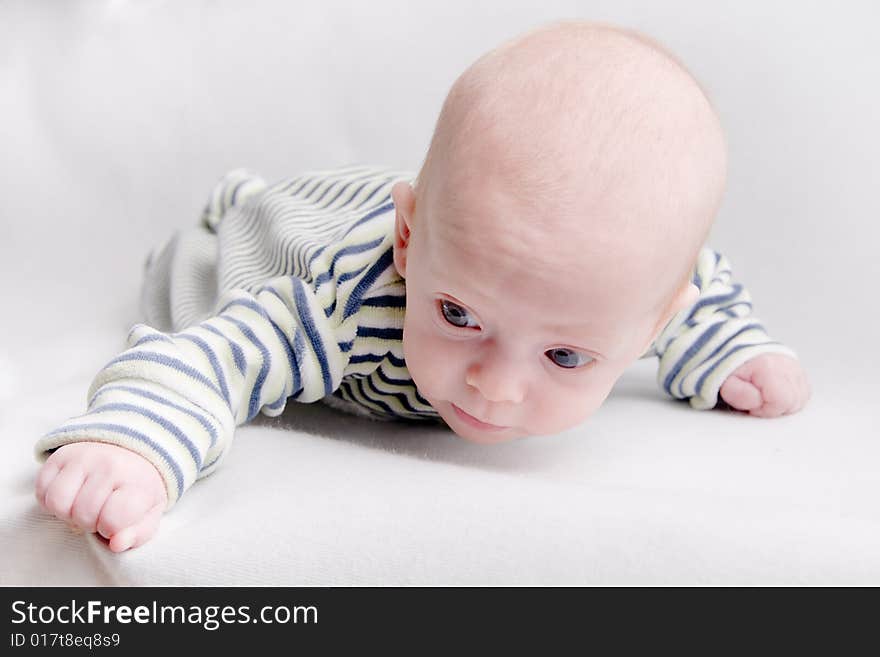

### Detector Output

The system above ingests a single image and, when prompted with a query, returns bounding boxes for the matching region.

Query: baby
[34,20,810,552]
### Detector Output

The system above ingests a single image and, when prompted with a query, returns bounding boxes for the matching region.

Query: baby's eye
[439,299,480,329]
[545,347,594,369]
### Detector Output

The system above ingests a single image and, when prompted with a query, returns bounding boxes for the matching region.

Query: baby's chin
[451,425,524,445]
[446,422,526,445]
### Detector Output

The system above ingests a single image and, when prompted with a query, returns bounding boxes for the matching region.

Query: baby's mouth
[450,403,508,432]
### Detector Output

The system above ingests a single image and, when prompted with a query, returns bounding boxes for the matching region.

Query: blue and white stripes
[36,165,439,508]
[651,247,797,409]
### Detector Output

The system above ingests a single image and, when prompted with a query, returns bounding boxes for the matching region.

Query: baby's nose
[465,357,526,404]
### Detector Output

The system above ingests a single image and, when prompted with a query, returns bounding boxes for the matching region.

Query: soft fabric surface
[2,0,877,585]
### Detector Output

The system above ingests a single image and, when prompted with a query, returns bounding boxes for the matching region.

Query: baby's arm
[35,274,353,550]
[648,247,808,414]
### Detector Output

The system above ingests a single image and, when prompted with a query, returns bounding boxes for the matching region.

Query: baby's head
[390,20,727,443]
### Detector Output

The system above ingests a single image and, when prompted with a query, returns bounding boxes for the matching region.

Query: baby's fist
[35,442,168,552]
[719,353,810,418]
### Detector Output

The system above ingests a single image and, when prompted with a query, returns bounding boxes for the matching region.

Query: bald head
[412,20,727,313]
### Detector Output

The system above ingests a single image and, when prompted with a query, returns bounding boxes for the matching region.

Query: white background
[2,1,877,367]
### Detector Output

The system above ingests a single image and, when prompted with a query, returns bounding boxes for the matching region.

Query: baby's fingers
[719,375,762,411]
[107,502,164,553]
[34,461,61,509]
[749,373,796,418]
[41,465,86,522]
[96,487,159,548]
[70,476,116,534]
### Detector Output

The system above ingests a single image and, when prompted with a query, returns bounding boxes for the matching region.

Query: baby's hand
[35,442,167,552]
[718,353,811,418]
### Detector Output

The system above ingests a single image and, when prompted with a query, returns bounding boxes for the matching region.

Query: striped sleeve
[34,274,349,509]
[199,168,268,230]
[650,246,798,410]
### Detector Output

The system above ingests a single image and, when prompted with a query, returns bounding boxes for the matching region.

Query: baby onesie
[35,164,797,507]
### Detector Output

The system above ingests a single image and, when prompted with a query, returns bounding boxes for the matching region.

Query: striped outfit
[35,165,796,508]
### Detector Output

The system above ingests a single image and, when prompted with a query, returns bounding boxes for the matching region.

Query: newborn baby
[34,20,810,552]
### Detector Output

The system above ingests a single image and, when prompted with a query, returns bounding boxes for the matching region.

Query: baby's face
[391,178,672,444]
[388,22,724,443]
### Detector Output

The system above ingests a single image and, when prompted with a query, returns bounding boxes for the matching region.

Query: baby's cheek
[529,380,613,435]
[402,324,457,399]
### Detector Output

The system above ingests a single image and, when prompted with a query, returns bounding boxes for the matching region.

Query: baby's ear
[645,281,700,351]
[663,281,700,325]
[677,282,700,313]
[391,181,415,278]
